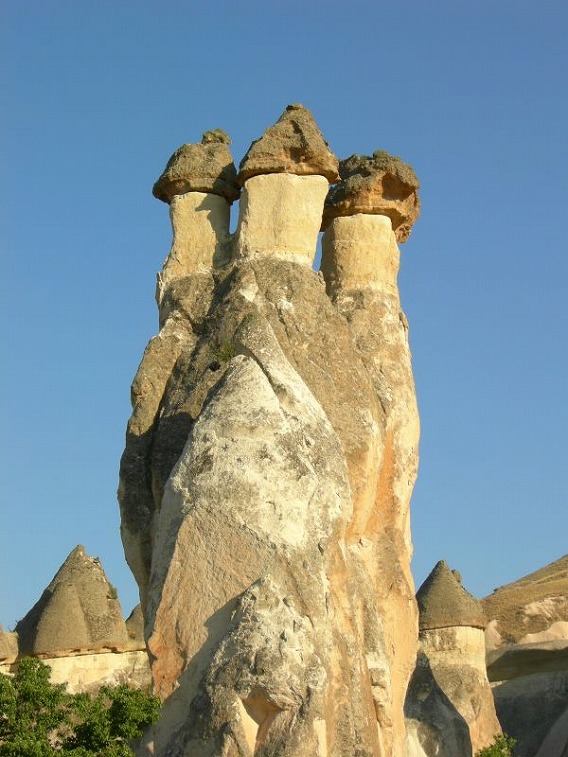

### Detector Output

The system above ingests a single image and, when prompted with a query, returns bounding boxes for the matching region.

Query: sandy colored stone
[153,130,239,204]
[406,627,501,756]
[40,650,151,694]
[417,560,487,630]
[234,173,329,264]
[15,546,128,656]
[121,112,423,756]
[156,191,231,307]
[238,104,339,184]
[322,150,420,242]
[321,214,400,295]
[482,554,568,649]
[0,626,18,663]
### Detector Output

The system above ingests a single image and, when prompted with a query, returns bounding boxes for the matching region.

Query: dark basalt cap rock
[322,150,420,242]
[238,104,340,185]
[15,545,128,655]
[417,560,486,631]
[153,129,239,204]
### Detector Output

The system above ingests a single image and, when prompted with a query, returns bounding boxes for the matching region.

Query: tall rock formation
[405,561,501,756]
[119,104,421,755]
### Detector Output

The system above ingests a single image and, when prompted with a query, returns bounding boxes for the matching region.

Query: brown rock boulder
[238,104,339,184]
[322,150,420,242]
[15,545,128,655]
[152,130,239,204]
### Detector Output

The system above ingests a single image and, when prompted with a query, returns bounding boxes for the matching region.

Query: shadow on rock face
[405,653,473,757]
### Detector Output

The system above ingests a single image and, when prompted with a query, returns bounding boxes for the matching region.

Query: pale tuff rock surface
[120,105,421,755]
[321,214,400,295]
[42,650,151,694]
[322,151,420,242]
[234,174,329,264]
[238,104,340,184]
[406,563,500,756]
[156,191,231,308]
[153,130,239,204]
[15,545,128,656]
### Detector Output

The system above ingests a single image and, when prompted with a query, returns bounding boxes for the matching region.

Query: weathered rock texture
[405,562,501,756]
[119,105,421,755]
[482,556,568,757]
[322,151,420,242]
[153,131,239,204]
[2,548,152,694]
[15,545,128,656]
[238,104,339,184]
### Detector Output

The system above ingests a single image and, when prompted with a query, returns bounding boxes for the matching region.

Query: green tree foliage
[475,733,517,757]
[0,658,160,756]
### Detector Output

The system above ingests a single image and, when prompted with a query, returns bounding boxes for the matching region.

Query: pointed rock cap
[238,104,340,185]
[322,150,420,242]
[417,560,486,630]
[153,129,239,204]
[15,545,128,655]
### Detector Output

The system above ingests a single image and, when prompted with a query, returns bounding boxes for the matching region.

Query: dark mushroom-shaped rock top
[417,560,486,631]
[153,130,239,204]
[322,150,420,242]
[238,104,340,185]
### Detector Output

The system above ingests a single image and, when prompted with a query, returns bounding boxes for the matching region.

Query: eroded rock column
[234,104,339,265]
[152,129,239,316]
[321,151,421,755]
[405,561,501,756]
[120,105,424,756]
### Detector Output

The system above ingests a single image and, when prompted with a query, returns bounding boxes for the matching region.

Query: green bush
[0,658,160,756]
[475,733,516,757]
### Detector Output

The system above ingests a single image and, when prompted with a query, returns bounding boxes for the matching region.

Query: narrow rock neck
[321,214,401,297]
[233,173,329,265]
[156,191,231,307]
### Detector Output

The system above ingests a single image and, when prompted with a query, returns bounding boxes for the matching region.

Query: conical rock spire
[417,559,486,630]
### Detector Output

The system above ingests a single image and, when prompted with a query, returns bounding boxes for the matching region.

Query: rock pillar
[405,561,501,756]
[321,151,421,754]
[119,105,423,756]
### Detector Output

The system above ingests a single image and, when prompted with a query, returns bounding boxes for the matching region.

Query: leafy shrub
[0,658,160,755]
[475,733,516,757]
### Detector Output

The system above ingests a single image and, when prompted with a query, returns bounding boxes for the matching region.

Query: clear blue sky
[2,1,567,629]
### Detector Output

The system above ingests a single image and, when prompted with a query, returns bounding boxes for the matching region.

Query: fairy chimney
[119,104,421,756]
[406,561,501,756]
[152,130,238,314]
[234,104,339,264]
